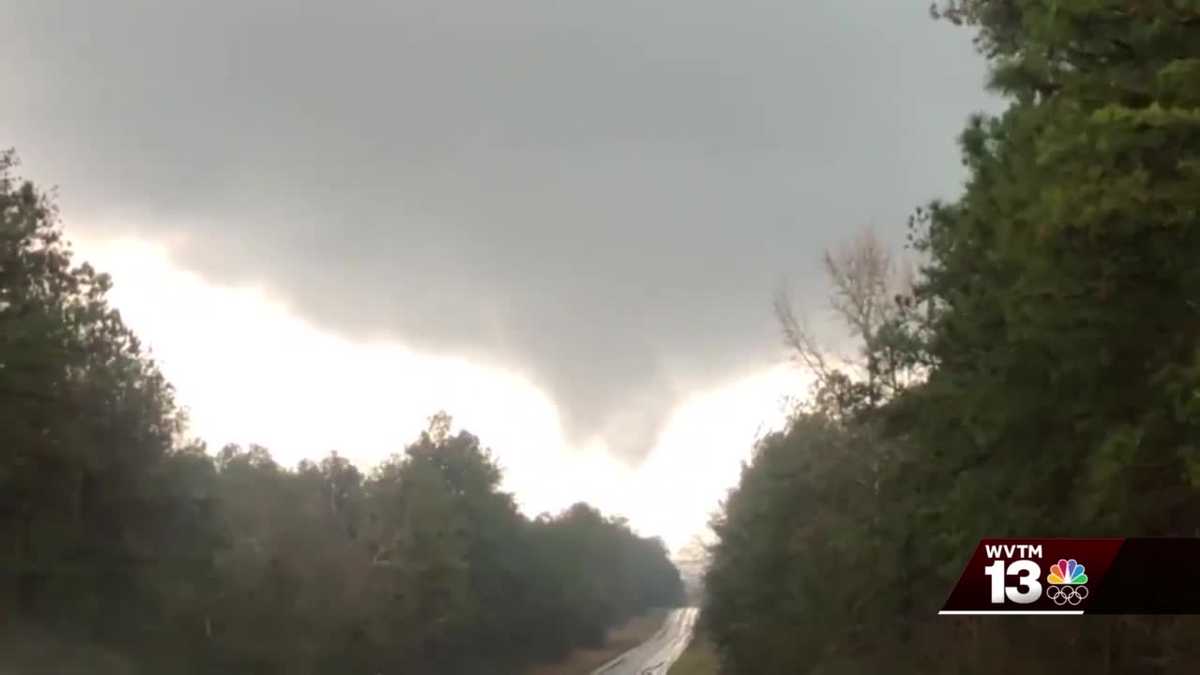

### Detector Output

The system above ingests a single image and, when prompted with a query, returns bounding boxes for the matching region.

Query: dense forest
[0,148,683,672]
[703,2,1200,674]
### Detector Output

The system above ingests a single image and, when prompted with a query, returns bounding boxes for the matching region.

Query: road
[591,607,699,675]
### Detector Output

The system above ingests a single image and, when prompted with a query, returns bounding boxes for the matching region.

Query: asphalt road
[591,607,699,675]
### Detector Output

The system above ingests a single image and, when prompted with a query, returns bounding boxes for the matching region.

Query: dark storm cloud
[2,0,992,461]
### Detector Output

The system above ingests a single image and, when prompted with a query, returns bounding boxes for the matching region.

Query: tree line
[705,2,1200,673]
[0,149,683,673]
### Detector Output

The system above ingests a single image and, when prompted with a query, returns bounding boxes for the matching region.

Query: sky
[2,0,993,551]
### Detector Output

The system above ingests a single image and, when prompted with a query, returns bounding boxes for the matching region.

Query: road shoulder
[667,632,719,674]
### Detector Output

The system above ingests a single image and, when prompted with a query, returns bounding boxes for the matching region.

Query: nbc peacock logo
[1045,558,1089,606]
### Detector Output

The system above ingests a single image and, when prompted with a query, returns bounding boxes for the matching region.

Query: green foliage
[0,149,200,651]
[199,434,683,675]
[706,4,1200,673]
[0,154,684,673]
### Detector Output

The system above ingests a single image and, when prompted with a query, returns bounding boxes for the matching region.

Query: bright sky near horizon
[76,234,810,553]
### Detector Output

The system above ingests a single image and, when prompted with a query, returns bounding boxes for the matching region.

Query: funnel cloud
[1,0,991,461]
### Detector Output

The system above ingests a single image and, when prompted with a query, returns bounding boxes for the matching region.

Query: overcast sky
[3,0,993,548]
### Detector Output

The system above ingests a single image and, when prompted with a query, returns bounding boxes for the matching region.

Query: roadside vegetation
[668,632,719,675]
[0,148,683,673]
[527,608,668,675]
[703,2,1200,673]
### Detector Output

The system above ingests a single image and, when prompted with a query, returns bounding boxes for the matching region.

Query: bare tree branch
[776,227,926,416]
[773,287,833,391]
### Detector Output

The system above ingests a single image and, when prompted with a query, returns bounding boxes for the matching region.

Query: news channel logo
[943,538,1200,615]
[982,545,1088,607]
[1045,558,1089,606]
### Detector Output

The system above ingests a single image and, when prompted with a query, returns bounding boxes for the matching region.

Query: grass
[668,634,720,675]
[526,608,669,675]
[0,627,134,675]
